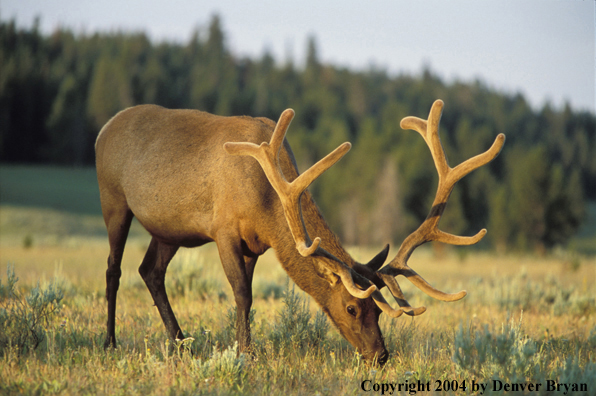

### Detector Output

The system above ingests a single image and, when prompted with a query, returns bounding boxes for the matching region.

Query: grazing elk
[95,99,504,364]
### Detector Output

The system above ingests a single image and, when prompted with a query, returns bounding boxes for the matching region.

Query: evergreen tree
[87,55,133,130]
[46,74,89,164]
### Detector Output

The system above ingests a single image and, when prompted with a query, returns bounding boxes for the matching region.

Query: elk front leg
[139,238,184,340]
[216,231,257,353]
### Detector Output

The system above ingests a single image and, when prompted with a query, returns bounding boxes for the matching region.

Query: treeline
[1,16,595,252]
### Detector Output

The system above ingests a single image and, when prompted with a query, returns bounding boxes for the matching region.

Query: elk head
[225,100,505,363]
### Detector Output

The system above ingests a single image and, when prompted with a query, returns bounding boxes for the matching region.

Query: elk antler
[224,109,377,299]
[373,100,505,318]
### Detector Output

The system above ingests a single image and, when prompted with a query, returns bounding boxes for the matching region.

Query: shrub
[193,342,247,386]
[453,314,595,386]
[0,265,64,355]
[268,281,329,353]
[165,249,223,300]
[212,306,256,348]
[253,279,285,300]
[464,271,596,316]
[453,314,543,380]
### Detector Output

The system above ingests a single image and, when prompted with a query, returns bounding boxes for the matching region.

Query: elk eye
[347,305,358,317]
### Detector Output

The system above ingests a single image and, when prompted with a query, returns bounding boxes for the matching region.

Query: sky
[2,0,595,113]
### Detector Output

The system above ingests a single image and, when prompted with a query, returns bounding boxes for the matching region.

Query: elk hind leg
[103,208,133,349]
[138,238,184,340]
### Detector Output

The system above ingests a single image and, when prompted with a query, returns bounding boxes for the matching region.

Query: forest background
[1,15,595,254]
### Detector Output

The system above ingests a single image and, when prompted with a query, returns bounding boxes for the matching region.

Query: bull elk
[95,99,505,364]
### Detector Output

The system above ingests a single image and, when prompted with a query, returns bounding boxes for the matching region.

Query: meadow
[1,166,595,395]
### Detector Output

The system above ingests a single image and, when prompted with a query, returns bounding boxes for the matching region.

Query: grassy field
[1,165,595,395]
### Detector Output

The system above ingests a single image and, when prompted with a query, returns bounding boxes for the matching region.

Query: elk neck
[267,189,354,308]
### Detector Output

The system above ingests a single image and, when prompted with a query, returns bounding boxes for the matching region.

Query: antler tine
[372,100,504,313]
[371,290,405,318]
[225,109,352,256]
[401,100,450,178]
[224,109,376,300]
[374,274,428,317]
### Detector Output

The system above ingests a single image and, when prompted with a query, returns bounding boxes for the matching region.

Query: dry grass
[1,206,595,395]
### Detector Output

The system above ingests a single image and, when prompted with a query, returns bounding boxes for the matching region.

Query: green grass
[570,201,596,255]
[0,165,102,216]
[0,165,150,242]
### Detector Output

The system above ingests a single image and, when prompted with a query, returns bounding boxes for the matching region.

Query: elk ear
[313,264,341,286]
[318,266,368,290]
[365,244,390,271]
[322,271,340,287]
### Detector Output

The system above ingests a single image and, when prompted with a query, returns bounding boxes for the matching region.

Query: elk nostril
[363,350,389,365]
[377,350,389,366]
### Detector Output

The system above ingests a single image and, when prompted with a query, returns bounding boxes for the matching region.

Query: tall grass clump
[268,281,329,353]
[0,265,64,355]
